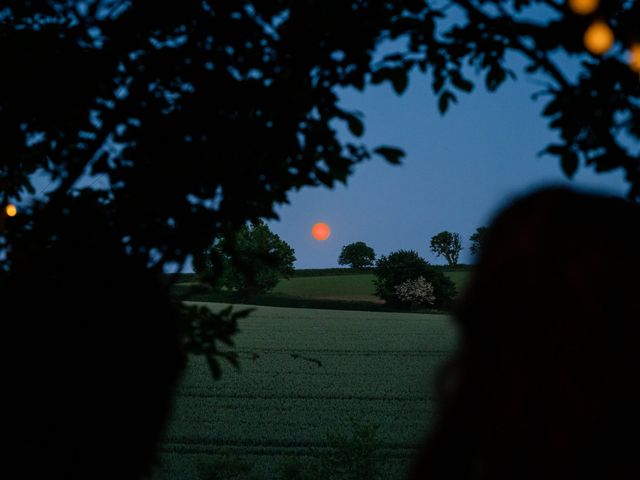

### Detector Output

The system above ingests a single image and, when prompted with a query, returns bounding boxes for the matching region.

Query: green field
[442,271,470,293]
[176,270,471,313]
[272,274,382,303]
[153,303,458,480]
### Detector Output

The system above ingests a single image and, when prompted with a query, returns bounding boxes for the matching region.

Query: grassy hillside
[272,274,382,303]
[274,272,470,303]
[442,270,470,292]
[154,303,458,480]
[174,269,471,313]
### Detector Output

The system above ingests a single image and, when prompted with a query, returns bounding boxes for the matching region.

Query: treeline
[324,228,487,309]
[171,264,471,284]
[292,265,471,277]
[188,222,487,311]
[293,268,375,277]
[338,228,487,270]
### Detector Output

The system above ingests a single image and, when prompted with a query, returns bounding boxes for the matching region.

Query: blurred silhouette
[408,187,640,480]
[3,196,184,480]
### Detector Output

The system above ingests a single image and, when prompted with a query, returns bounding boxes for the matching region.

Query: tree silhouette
[430,231,463,266]
[470,226,488,257]
[338,241,376,269]
[196,221,296,296]
[374,250,456,309]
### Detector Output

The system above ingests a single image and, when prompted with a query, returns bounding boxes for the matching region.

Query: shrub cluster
[374,250,456,309]
[394,276,436,306]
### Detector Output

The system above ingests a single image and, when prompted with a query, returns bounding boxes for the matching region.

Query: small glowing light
[311,222,331,241]
[5,204,17,217]
[568,0,599,15]
[630,44,640,73]
[584,21,614,55]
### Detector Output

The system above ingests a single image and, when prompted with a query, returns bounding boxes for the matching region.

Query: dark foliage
[409,188,640,480]
[429,231,463,266]
[374,250,456,309]
[1,196,183,480]
[338,241,377,269]
[469,226,488,257]
[195,220,296,296]
[292,268,375,277]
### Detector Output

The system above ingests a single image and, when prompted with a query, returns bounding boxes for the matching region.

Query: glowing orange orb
[630,44,640,73]
[568,0,599,15]
[584,21,614,55]
[312,222,331,241]
[5,204,17,217]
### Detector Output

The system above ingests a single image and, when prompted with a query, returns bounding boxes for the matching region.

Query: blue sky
[267,67,628,268]
[23,45,630,272]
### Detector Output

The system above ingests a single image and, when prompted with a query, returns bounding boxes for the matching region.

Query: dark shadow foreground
[408,187,640,479]
[4,200,183,479]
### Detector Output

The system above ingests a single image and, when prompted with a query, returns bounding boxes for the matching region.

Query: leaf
[371,65,409,94]
[540,144,566,156]
[343,112,364,137]
[390,69,408,94]
[370,67,391,85]
[560,151,579,178]
[315,169,335,186]
[450,70,473,93]
[593,154,620,173]
[542,98,562,117]
[485,65,507,92]
[432,72,445,93]
[373,146,405,165]
[438,91,457,114]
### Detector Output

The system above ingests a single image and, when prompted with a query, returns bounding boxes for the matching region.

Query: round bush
[374,250,456,309]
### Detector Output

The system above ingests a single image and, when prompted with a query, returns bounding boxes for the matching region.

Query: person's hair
[408,187,640,479]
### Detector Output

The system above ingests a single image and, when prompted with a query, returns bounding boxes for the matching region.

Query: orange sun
[312,222,331,241]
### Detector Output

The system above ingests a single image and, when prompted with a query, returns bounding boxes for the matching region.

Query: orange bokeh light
[630,44,640,73]
[5,204,17,217]
[584,21,614,55]
[568,0,599,16]
[312,222,331,241]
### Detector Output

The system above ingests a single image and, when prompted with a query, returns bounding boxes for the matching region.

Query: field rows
[153,303,458,480]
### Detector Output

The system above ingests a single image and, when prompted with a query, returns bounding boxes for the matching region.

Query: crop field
[272,274,382,303]
[153,303,458,480]
[443,271,470,293]
[241,271,469,301]
[176,271,471,313]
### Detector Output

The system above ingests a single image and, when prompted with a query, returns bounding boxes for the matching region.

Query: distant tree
[430,232,463,266]
[374,250,456,309]
[338,241,376,269]
[196,221,295,296]
[470,227,489,257]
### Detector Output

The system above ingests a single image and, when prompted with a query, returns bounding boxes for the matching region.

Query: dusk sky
[268,64,628,269]
[24,51,630,272]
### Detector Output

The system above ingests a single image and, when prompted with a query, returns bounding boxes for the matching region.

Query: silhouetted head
[3,198,184,479]
[409,187,640,479]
